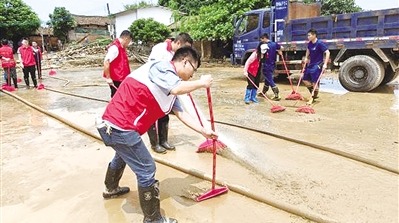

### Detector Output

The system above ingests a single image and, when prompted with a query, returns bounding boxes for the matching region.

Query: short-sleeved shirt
[264,41,281,66]
[148,61,183,112]
[308,39,328,66]
[148,41,174,62]
[104,45,119,62]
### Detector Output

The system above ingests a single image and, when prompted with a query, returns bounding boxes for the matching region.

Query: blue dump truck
[232,0,399,92]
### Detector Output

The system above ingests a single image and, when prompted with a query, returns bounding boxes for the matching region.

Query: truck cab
[232,0,320,65]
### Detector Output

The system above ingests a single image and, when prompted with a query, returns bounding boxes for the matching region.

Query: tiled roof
[72,14,111,26]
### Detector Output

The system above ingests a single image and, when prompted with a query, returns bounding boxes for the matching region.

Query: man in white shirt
[103,30,133,98]
[146,33,194,154]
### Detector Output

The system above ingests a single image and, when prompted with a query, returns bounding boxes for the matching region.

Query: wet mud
[1,65,398,222]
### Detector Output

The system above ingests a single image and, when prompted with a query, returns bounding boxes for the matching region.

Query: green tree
[304,0,362,15]
[0,0,40,41]
[124,1,153,10]
[48,7,75,42]
[129,18,170,44]
[179,0,267,41]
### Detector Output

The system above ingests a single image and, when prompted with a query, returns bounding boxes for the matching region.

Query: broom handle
[307,68,326,104]
[244,73,276,106]
[280,56,295,92]
[295,65,306,92]
[206,88,216,190]
[188,93,204,127]
[7,67,11,86]
[311,68,325,96]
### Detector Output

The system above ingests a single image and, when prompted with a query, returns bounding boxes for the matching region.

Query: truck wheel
[339,55,385,92]
[381,67,399,84]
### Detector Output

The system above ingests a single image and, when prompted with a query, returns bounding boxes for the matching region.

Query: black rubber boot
[271,86,281,101]
[138,181,178,223]
[103,163,130,199]
[158,117,175,151]
[313,89,319,99]
[258,85,269,96]
[147,125,166,154]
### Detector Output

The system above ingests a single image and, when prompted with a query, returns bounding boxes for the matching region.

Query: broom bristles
[49,69,57,75]
[37,84,45,90]
[196,139,227,153]
[271,105,286,113]
[296,105,315,114]
[1,85,16,91]
[286,92,303,100]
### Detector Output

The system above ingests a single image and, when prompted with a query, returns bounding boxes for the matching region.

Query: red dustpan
[196,88,228,202]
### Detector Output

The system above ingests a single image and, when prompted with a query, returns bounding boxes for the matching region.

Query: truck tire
[339,55,385,92]
[381,67,399,84]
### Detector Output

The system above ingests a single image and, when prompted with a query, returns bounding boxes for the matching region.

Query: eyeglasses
[186,60,197,72]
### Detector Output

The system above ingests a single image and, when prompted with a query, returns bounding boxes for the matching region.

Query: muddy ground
[1,64,398,223]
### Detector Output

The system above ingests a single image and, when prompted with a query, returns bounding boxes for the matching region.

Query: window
[235,14,259,35]
[263,12,270,28]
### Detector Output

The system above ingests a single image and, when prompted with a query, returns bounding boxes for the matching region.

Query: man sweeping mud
[96,47,217,223]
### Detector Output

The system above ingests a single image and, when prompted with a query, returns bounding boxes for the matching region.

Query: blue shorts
[303,64,321,83]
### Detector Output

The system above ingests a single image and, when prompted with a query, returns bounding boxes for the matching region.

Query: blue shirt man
[303,28,330,101]
[259,33,284,101]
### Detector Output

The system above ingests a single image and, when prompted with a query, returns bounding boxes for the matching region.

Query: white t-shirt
[148,42,174,62]
[104,45,119,62]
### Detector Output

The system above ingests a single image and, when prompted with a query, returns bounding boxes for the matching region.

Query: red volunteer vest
[248,52,260,77]
[18,46,36,66]
[0,46,16,68]
[107,39,131,81]
[102,62,176,135]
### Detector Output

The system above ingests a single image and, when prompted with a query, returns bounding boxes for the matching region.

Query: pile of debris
[45,38,151,70]
[43,38,234,70]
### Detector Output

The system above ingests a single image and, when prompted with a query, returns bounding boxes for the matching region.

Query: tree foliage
[129,18,170,44]
[178,0,268,41]
[304,0,362,15]
[48,7,75,42]
[0,0,40,41]
[124,1,154,10]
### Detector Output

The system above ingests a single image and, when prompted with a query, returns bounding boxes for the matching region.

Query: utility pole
[106,3,116,39]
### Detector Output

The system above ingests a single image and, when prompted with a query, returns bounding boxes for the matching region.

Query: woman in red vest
[243,43,268,104]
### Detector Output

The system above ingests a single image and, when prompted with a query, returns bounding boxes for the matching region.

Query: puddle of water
[319,77,349,95]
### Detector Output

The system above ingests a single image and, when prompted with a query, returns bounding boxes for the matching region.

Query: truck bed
[280,8,399,51]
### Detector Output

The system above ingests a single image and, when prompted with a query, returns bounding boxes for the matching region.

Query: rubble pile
[42,38,233,70]
[44,38,151,69]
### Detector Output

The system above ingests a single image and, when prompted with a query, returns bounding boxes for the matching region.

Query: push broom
[46,54,57,76]
[296,68,326,114]
[244,73,286,113]
[196,88,229,202]
[1,67,16,92]
[285,64,305,100]
[281,56,298,100]
[187,93,227,153]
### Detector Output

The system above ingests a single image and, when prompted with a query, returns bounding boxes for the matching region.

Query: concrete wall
[114,6,174,37]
